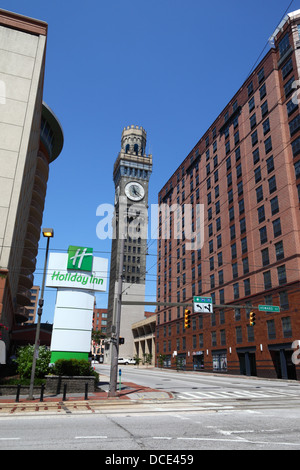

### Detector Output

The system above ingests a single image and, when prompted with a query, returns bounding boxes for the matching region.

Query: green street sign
[194,296,212,303]
[67,246,93,272]
[258,305,280,312]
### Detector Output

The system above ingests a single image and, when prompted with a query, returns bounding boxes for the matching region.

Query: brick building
[156,10,300,380]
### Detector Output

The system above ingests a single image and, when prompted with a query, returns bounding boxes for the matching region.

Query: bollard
[84,382,88,400]
[15,384,21,402]
[40,383,45,402]
[63,383,67,401]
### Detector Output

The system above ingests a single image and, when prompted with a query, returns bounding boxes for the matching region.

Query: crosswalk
[175,388,300,400]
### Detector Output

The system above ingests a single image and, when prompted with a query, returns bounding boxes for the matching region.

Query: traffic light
[119,337,125,345]
[249,311,256,326]
[184,309,191,329]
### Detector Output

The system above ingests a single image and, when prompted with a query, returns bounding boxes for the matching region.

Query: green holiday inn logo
[67,246,93,272]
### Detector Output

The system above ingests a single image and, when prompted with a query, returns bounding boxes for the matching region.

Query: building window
[260,83,266,100]
[295,160,300,179]
[261,101,269,118]
[247,324,255,342]
[275,240,284,261]
[267,320,276,340]
[251,130,258,146]
[264,136,272,153]
[253,148,260,165]
[277,265,287,285]
[270,196,279,215]
[279,291,289,310]
[282,316,292,338]
[258,67,265,84]
[268,175,277,194]
[254,166,261,183]
[263,270,272,290]
[250,113,257,129]
[282,58,293,80]
[292,136,300,157]
[241,237,247,254]
[263,118,270,135]
[259,226,267,244]
[233,283,239,299]
[289,114,300,136]
[258,205,265,223]
[249,96,255,112]
[243,257,249,274]
[278,33,290,58]
[256,185,263,202]
[272,218,282,238]
[261,247,269,266]
[236,326,242,344]
[234,308,241,321]
[244,278,251,296]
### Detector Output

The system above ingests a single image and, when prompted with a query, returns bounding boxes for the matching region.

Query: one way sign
[193,296,213,314]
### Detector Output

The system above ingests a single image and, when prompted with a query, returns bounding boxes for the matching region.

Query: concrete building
[156,10,300,380]
[0,9,63,359]
[132,312,156,365]
[105,126,152,362]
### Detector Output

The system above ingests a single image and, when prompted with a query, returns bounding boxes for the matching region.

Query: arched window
[125,144,130,154]
[134,144,139,155]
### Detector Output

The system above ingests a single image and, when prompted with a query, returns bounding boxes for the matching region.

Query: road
[97,363,300,402]
[1,366,300,451]
[0,401,299,450]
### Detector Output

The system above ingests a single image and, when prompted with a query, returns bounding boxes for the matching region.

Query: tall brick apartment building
[156,10,300,380]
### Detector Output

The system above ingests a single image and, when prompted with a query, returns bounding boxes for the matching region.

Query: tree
[158,354,166,369]
[15,345,51,380]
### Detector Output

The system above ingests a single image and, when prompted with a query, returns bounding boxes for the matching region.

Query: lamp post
[27,228,53,400]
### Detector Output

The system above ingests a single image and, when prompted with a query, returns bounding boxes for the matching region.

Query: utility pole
[108,236,125,397]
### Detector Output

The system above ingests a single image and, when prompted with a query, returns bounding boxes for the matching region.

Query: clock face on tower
[125,181,145,201]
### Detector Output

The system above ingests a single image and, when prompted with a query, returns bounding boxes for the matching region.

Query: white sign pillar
[46,248,108,363]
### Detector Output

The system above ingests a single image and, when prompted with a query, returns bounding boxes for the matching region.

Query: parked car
[118,357,136,365]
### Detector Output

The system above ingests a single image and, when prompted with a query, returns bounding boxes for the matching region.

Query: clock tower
[105,125,153,362]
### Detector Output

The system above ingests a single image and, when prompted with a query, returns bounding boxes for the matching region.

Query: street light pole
[27,228,53,400]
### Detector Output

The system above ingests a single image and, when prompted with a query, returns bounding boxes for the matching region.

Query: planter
[0,384,41,396]
[45,375,97,394]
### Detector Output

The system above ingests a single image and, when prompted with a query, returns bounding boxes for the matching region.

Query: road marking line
[75,436,107,439]
[0,437,20,440]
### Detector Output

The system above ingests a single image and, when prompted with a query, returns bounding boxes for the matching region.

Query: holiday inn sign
[46,246,108,292]
[46,246,108,362]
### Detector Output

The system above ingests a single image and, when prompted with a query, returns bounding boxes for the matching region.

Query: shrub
[16,345,51,379]
[52,359,99,381]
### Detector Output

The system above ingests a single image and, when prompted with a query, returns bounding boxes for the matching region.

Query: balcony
[21,248,36,272]
[16,286,32,308]
[36,151,49,180]
[18,268,34,290]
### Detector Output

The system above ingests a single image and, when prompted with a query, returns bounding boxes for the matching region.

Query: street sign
[258,305,280,312]
[193,296,213,313]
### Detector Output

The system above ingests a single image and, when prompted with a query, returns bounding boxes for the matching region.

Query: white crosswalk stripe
[175,389,300,400]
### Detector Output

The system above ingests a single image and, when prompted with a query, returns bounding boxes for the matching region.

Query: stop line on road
[174,389,300,400]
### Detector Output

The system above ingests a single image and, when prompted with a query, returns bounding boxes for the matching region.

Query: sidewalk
[0,377,173,414]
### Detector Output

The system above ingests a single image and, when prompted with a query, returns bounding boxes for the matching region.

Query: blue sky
[1,0,298,323]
